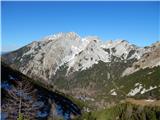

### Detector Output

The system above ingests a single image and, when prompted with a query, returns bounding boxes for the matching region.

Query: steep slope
[122,41,160,76]
[102,40,144,60]
[2,32,160,110]
[1,62,81,120]
[53,63,160,110]
[2,32,150,83]
[2,32,82,82]
[67,39,149,74]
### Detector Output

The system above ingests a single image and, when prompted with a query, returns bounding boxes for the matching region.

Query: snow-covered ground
[127,83,143,96]
[128,83,158,96]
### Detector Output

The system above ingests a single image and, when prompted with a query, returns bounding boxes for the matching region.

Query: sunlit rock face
[2,32,160,111]
[3,32,157,83]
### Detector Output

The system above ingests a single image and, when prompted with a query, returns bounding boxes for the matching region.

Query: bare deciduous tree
[2,80,40,120]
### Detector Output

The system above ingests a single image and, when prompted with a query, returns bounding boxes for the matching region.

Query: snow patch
[140,86,157,94]
[135,83,141,87]
[127,83,143,96]
[111,91,117,96]
[128,83,158,96]
[110,89,117,96]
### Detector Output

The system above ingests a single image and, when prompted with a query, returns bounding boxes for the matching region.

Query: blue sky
[1,1,160,51]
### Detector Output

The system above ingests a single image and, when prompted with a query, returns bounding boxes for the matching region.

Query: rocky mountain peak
[2,32,159,84]
[122,41,160,76]
[43,32,80,41]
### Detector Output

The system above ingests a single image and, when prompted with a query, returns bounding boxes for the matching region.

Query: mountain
[2,32,153,80]
[1,63,160,120]
[2,32,160,112]
[122,41,160,76]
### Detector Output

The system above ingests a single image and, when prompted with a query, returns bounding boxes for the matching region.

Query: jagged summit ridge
[2,32,159,82]
[43,32,81,41]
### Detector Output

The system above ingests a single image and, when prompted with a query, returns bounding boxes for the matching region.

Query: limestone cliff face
[2,32,160,110]
[3,32,155,83]
[122,41,160,76]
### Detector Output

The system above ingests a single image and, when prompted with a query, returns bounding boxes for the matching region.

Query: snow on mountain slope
[2,32,154,82]
[101,40,146,60]
[67,37,111,73]
[66,38,147,73]
[8,32,82,81]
